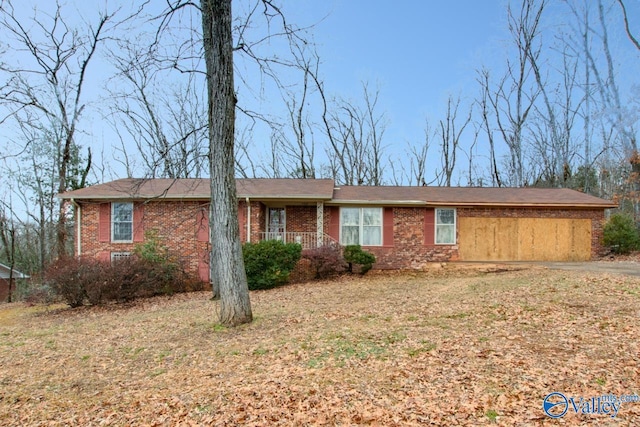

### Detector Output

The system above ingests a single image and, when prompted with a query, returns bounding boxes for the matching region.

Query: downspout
[70,199,81,256]
[246,197,251,243]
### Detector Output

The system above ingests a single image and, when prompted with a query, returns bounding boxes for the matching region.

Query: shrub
[133,230,189,296]
[44,257,102,307]
[301,244,346,279]
[84,261,118,305]
[343,245,376,274]
[243,240,302,290]
[44,251,192,307]
[22,283,56,306]
[603,213,640,254]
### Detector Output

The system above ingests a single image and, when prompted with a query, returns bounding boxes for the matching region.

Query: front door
[268,208,286,241]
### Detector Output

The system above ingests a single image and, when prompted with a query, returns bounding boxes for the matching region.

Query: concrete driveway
[539,261,640,277]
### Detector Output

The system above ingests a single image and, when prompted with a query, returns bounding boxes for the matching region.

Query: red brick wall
[321,206,608,269]
[79,200,211,280]
[241,201,265,243]
[365,207,458,269]
[78,201,608,276]
[0,278,10,302]
[286,205,317,233]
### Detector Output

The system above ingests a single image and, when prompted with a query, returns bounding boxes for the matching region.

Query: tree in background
[0,1,118,260]
[106,38,209,179]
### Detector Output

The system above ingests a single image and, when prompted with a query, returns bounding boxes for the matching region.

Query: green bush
[603,213,640,254]
[243,240,301,290]
[133,230,186,296]
[343,245,376,274]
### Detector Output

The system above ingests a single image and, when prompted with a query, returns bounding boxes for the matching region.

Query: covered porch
[241,200,338,249]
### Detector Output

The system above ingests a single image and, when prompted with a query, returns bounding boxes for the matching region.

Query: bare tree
[435,95,472,186]
[477,0,542,187]
[0,1,118,260]
[462,122,482,187]
[0,202,16,302]
[590,0,639,214]
[235,125,260,178]
[273,53,318,179]
[595,0,637,155]
[201,0,252,326]
[562,0,617,195]
[516,0,569,186]
[325,82,388,185]
[405,119,434,186]
[616,0,640,51]
[107,41,208,179]
[477,69,503,187]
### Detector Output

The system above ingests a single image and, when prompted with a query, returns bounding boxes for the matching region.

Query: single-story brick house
[57,178,616,281]
[0,262,29,302]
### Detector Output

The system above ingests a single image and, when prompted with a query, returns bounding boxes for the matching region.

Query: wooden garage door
[458,217,591,261]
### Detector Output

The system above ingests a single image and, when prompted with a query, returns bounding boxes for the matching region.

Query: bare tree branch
[616,0,640,51]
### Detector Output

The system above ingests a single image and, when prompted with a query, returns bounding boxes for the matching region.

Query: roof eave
[425,201,617,208]
[238,194,333,200]
[63,194,334,201]
[327,200,427,206]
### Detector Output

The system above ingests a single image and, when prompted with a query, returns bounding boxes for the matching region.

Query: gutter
[423,201,618,209]
[326,200,427,206]
[327,200,616,209]
[246,197,251,243]
[70,199,81,256]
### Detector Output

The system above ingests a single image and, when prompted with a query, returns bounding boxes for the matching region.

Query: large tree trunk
[201,0,252,326]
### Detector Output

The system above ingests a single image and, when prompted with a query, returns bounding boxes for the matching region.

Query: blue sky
[2,0,639,186]
[254,0,508,150]
[232,0,639,184]
[225,0,523,181]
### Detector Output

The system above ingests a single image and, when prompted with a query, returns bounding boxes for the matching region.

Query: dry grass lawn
[0,266,639,426]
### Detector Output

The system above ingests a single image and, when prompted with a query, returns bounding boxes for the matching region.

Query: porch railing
[258,232,340,250]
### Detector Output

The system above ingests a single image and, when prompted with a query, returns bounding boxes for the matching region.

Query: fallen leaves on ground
[0,266,639,426]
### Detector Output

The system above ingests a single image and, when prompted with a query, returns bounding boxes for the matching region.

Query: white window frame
[340,207,383,246]
[110,252,131,264]
[435,208,456,245]
[266,207,286,241]
[111,202,133,243]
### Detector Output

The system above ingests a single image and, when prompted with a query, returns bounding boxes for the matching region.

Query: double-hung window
[112,202,133,242]
[435,208,456,244]
[340,207,382,246]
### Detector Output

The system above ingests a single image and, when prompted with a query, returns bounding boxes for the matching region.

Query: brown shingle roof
[331,185,616,208]
[236,178,335,199]
[57,178,335,200]
[58,178,616,208]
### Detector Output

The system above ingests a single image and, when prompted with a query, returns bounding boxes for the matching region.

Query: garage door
[458,217,591,261]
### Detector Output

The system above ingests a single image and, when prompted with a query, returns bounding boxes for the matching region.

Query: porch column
[316,201,324,247]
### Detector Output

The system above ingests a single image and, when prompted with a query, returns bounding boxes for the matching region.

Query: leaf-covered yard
[0,266,639,426]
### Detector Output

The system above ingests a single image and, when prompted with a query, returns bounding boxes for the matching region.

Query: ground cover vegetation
[0,267,638,425]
